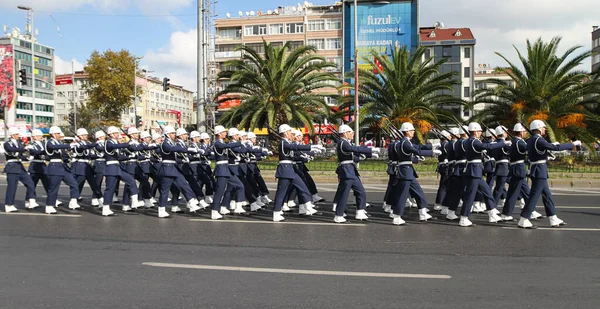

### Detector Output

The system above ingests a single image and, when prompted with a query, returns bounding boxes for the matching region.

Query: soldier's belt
[279,160,293,164]
[189,161,200,165]
[162,160,177,164]
[49,159,63,163]
[106,161,120,165]
[455,159,467,164]
[6,159,21,163]
[467,159,482,164]
[496,159,509,164]
[31,159,46,163]
[398,161,412,165]
[530,160,547,165]
[339,160,354,165]
[216,160,229,165]
[510,160,525,165]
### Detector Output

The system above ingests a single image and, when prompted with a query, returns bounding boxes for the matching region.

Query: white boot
[389,211,395,219]
[113,194,120,203]
[4,205,18,213]
[498,199,506,208]
[409,198,418,208]
[149,197,157,205]
[446,210,459,221]
[229,200,236,210]
[518,217,535,229]
[198,199,210,209]
[68,198,81,210]
[102,205,115,216]
[211,210,223,220]
[234,202,246,214]
[98,198,103,208]
[241,200,249,206]
[158,207,171,218]
[144,199,154,208]
[204,195,214,204]
[187,198,201,212]
[122,205,132,212]
[45,206,57,214]
[459,216,473,227]
[355,209,369,221]
[250,202,262,212]
[261,195,273,203]
[56,200,63,206]
[220,206,230,215]
[312,194,324,203]
[281,204,291,212]
[91,198,100,206]
[25,199,39,209]
[332,203,337,212]
[171,206,183,213]
[458,200,463,208]
[500,214,514,221]
[287,200,297,207]
[517,198,526,209]
[365,203,371,208]
[131,195,145,209]
[531,210,543,219]
[419,208,432,221]
[440,206,449,215]
[334,215,347,223]
[549,215,566,227]
[392,215,406,226]
[299,202,317,215]
[488,209,502,223]
[255,200,265,207]
[273,211,285,222]
[382,203,392,213]
[433,203,442,211]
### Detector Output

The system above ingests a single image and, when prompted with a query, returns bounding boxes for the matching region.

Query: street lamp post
[142,69,154,131]
[353,0,359,146]
[17,5,35,130]
[133,56,142,128]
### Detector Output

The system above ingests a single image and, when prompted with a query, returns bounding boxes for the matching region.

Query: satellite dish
[267,10,272,14]
[250,11,255,16]
[226,12,231,18]
[245,11,249,16]
[440,22,445,28]
[292,7,297,12]
[238,11,243,17]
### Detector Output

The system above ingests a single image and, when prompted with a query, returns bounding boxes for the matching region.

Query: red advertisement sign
[167,109,182,124]
[55,76,73,85]
[217,94,241,110]
[0,45,15,109]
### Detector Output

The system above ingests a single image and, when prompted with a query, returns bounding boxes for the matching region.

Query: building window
[269,24,284,35]
[463,108,471,118]
[325,38,342,50]
[288,41,304,50]
[307,39,324,50]
[16,102,33,110]
[244,24,267,36]
[424,48,431,59]
[35,104,53,112]
[286,23,304,34]
[246,43,265,53]
[308,20,325,31]
[217,27,242,39]
[325,57,342,72]
[464,47,471,59]
[326,19,342,30]
[442,46,452,58]
[464,67,471,78]
[464,86,471,98]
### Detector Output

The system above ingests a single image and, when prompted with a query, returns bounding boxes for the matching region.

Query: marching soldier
[439,128,459,215]
[72,128,102,206]
[45,126,82,214]
[490,126,511,214]
[27,129,49,209]
[137,131,157,208]
[433,130,451,211]
[246,132,272,204]
[174,128,210,210]
[3,127,36,213]
[197,132,215,204]
[210,126,244,219]
[518,120,580,228]
[444,126,468,221]
[93,130,107,206]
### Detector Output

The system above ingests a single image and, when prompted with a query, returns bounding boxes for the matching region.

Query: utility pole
[72,61,76,130]
[353,0,360,146]
[18,6,35,130]
[197,0,206,132]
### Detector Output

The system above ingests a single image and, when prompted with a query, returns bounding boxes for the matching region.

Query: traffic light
[162,77,170,92]
[19,69,27,85]
[67,112,75,127]
[136,115,143,127]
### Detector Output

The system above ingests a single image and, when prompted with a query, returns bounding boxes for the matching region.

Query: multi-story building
[0,27,55,132]
[593,26,600,72]
[473,66,514,113]
[54,71,89,127]
[420,26,476,120]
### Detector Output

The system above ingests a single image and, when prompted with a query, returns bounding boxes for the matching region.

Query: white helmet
[513,123,526,132]
[278,124,292,134]
[400,122,415,132]
[292,130,302,137]
[485,129,494,137]
[530,120,546,131]
[8,127,20,135]
[449,127,460,136]
[338,124,353,134]
[176,128,188,136]
[163,126,176,134]
[49,126,62,135]
[247,132,256,139]
[238,131,247,137]
[32,129,43,136]
[199,132,210,139]
[107,126,120,135]
[214,125,226,135]
[127,127,139,135]
[95,131,106,139]
[152,133,162,141]
[468,122,482,132]
[76,128,89,136]
[441,130,451,138]
[140,132,151,139]
[190,131,200,138]
[495,125,507,136]
[228,128,239,137]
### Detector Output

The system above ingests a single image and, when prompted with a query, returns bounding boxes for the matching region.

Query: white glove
[25,145,34,150]
[432,143,441,149]
[433,149,442,156]
[371,147,381,154]
[70,143,78,150]
[252,145,261,150]
[28,156,34,161]
[261,148,268,153]
[197,148,205,155]
[572,140,582,147]
[311,145,324,152]
[148,143,157,148]
[267,151,273,155]
[371,153,379,159]
[552,142,560,146]
[504,141,512,147]
[187,147,198,153]
[130,140,139,145]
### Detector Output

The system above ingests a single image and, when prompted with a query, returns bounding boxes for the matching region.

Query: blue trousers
[158,172,194,207]
[520,178,556,219]
[31,172,49,197]
[492,175,509,206]
[197,164,215,196]
[75,168,102,199]
[6,172,35,206]
[447,175,465,211]
[502,176,530,216]
[392,180,429,216]
[103,172,138,206]
[273,175,312,212]
[435,171,449,204]
[460,177,496,217]
[47,173,79,207]
[221,175,245,208]
[334,178,366,216]
[211,175,244,211]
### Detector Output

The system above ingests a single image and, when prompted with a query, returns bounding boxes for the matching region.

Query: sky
[0,0,597,94]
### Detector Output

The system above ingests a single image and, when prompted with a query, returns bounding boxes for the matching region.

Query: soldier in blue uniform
[71,128,102,207]
[173,128,210,211]
[382,135,400,214]
[45,126,82,214]
[137,131,157,208]
[518,120,580,228]
[210,126,243,219]
[92,130,107,207]
[156,126,201,217]
[3,127,36,213]
[187,131,211,209]
[26,129,48,210]
[439,128,459,216]
[433,130,451,211]
[218,128,249,214]
[458,123,509,227]
[390,122,440,225]
[272,124,324,222]
[246,132,272,204]
[490,126,511,217]
[332,124,380,223]
[119,128,146,210]
[472,129,497,213]
[293,130,324,203]
[444,126,469,221]
[198,132,215,205]
[239,131,270,212]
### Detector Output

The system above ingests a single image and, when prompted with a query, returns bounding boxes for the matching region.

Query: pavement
[1,182,600,309]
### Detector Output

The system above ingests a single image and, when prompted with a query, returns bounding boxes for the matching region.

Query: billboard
[0,44,15,110]
[343,0,419,72]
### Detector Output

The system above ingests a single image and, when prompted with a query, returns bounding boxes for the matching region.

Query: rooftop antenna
[250,10,255,16]
[226,12,231,18]
[238,11,243,17]
[245,11,249,16]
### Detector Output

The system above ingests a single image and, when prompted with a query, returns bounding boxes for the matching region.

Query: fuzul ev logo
[366,15,402,25]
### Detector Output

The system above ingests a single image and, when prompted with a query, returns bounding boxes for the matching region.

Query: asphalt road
[1,181,600,309]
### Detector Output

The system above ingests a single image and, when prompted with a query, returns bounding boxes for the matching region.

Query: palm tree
[217,41,339,134]
[341,45,462,142]
[473,37,600,143]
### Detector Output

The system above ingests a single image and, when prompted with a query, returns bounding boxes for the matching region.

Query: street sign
[55,76,73,85]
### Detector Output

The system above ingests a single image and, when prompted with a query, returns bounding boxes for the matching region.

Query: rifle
[480,122,498,140]
[432,122,460,140]
[494,122,514,139]
[382,118,405,140]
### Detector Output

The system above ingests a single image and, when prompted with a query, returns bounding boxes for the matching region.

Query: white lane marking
[502,227,600,231]
[0,212,81,217]
[189,219,365,226]
[142,262,452,279]
[555,206,600,209]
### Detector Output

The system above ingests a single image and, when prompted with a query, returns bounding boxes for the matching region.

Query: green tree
[83,49,140,126]
[217,41,339,134]
[341,45,462,142]
[473,37,600,144]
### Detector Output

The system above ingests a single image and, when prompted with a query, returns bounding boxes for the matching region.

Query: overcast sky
[0,0,597,93]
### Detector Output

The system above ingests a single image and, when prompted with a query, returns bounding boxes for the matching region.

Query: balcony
[215,51,243,59]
